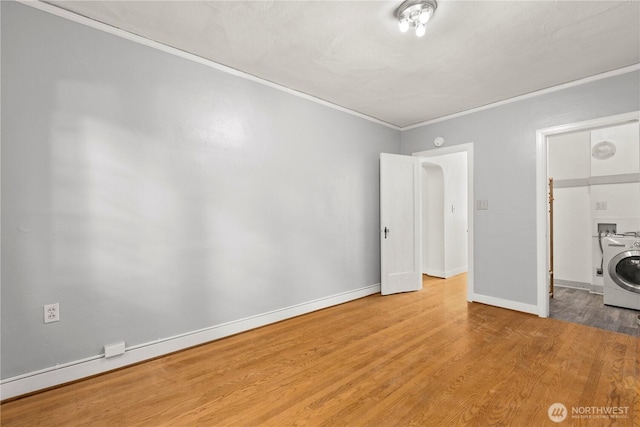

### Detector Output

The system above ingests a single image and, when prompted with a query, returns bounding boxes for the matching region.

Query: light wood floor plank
[2,274,638,426]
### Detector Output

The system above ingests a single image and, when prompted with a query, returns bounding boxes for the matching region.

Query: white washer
[603,235,640,310]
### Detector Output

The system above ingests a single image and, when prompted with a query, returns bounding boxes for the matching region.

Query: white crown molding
[402,63,640,131]
[16,0,401,131]
[15,1,638,133]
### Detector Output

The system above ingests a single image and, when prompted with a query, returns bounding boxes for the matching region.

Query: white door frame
[413,143,474,301]
[535,111,640,317]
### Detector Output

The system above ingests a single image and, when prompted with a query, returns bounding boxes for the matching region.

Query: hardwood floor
[2,274,638,426]
[550,286,640,336]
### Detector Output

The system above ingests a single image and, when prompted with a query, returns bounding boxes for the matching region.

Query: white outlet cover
[104,342,126,358]
[44,303,59,323]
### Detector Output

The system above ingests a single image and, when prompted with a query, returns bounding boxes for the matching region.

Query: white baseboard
[589,286,604,295]
[470,293,539,316]
[445,266,468,278]
[423,266,467,279]
[554,282,604,295]
[553,279,590,290]
[423,269,445,278]
[1,283,380,400]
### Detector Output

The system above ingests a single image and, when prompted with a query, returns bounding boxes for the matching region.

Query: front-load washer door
[608,250,640,294]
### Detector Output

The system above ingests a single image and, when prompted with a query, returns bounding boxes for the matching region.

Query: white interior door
[380,153,422,295]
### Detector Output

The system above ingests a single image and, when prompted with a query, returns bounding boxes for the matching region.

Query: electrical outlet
[44,303,59,323]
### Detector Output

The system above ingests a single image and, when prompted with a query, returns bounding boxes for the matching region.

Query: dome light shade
[399,18,410,32]
[592,141,616,160]
[418,9,431,23]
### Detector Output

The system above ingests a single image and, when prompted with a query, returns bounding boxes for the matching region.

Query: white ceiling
[46,0,640,128]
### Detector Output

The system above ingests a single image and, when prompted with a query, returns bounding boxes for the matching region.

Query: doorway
[536,112,640,317]
[413,143,474,301]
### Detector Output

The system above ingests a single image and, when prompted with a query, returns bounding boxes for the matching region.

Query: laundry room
[548,121,640,329]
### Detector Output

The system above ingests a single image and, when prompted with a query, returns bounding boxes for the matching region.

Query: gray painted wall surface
[1,2,399,379]
[402,71,640,306]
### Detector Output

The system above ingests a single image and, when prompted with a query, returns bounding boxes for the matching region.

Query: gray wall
[1,2,399,379]
[402,71,640,306]
[4,0,639,383]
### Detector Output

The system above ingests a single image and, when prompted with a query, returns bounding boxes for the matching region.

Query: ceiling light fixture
[396,0,437,37]
[592,141,616,160]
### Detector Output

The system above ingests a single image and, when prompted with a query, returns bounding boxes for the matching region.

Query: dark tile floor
[550,286,640,336]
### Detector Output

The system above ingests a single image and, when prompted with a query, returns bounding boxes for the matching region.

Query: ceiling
[46,0,640,129]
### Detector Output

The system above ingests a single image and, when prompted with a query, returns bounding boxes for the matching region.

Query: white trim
[17,2,639,133]
[0,283,380,400]
[445,266,468,278]
[412,143,474,303]
[423,267,468,279]
[553,283,604,295]
[16,0,400,131]
[535,111,640,318]
[470,293,539,316]
[423,269,446,278]
[403,64,640,131]
[553,279,591,290]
